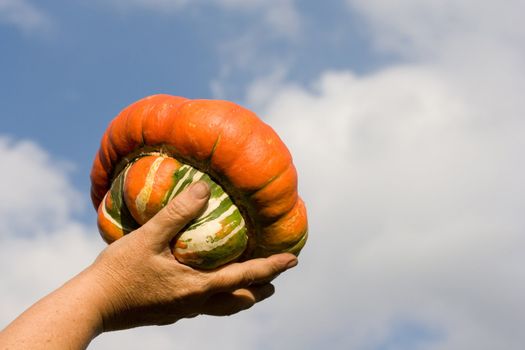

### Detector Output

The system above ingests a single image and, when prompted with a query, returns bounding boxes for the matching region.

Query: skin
[0,181,298,349]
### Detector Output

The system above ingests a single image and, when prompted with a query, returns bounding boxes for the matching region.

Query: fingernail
[190,181,210,199]
[286,257,298,269]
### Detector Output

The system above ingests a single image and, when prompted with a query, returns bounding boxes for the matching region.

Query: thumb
[140,181,210,250]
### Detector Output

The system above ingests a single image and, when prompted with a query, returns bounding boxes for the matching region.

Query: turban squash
[90,94,308,269]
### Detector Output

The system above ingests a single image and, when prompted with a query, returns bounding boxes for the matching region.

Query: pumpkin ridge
[206,133,222,168]
[249,161,293,196]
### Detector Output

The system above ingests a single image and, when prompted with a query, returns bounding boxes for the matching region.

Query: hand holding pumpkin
[1,95,306,349]
[87,94,305,331]
[90,181,298,331]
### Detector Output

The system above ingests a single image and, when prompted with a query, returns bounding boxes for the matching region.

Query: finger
[140,181,210,248]
[206,253,298,292]
[200,284,275,316]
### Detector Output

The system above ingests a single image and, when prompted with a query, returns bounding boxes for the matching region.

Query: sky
[1,0,524,349]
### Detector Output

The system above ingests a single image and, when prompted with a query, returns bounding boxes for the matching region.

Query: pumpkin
[90,94,308,269]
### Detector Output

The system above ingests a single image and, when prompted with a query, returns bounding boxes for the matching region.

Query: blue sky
[2,1,525,349]
[1,0,389,199]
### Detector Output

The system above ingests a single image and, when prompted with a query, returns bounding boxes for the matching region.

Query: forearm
[0,266,107,350]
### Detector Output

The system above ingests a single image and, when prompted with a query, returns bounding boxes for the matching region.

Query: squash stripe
[197,193,228,219]
[163,165,191,204]
[190,202,238,230]
[101,165,138,233]
[190,195,234,227]
[167,165,205,201]
[135,156,165,223]
[100,194,124,230]
[177,216,246,253]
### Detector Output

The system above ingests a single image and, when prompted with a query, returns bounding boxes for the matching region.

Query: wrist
[81,259,126,334]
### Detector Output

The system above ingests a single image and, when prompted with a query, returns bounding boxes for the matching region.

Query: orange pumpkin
[90,94,307,269]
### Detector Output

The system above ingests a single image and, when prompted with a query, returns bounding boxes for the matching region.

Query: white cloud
[0,137,104,329]
[0,223,104,325]
[207,0,302,93]
[0,138,82,234]
[105,0,300,39]
[346,0,525,60]
[245,65,525,348]
[108,0,188,13]
[213,0,301,38]
[102,0,302,100]
[235,1,525,348]
[0,0,53,34]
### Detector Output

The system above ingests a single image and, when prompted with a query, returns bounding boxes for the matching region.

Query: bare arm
[0,182,298,349]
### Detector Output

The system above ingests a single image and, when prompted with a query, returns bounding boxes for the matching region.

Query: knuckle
[165,199,194,222]
[195,276,211,296]
[205,273,225,292]
[132,228,154,251]
[242,270,256,286]
[188,272,212,296]
[205,270,237,293]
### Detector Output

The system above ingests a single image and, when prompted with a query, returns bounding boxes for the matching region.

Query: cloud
[105,0,300,39]
[346,0,525,60]
[0,138,82,235]
[212,0,301,38]
[108,0,188,13]
[245,64,525,349]
[100,0,302,99]
[0,0,53,34]
[235,1,525,348]
[0,137,103,329]
[0,222,103,325]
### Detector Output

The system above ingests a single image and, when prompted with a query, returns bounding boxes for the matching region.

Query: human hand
[88,181,298,331]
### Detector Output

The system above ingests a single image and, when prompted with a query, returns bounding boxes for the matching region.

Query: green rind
[155,161,249,268]
[106,167,139,233]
